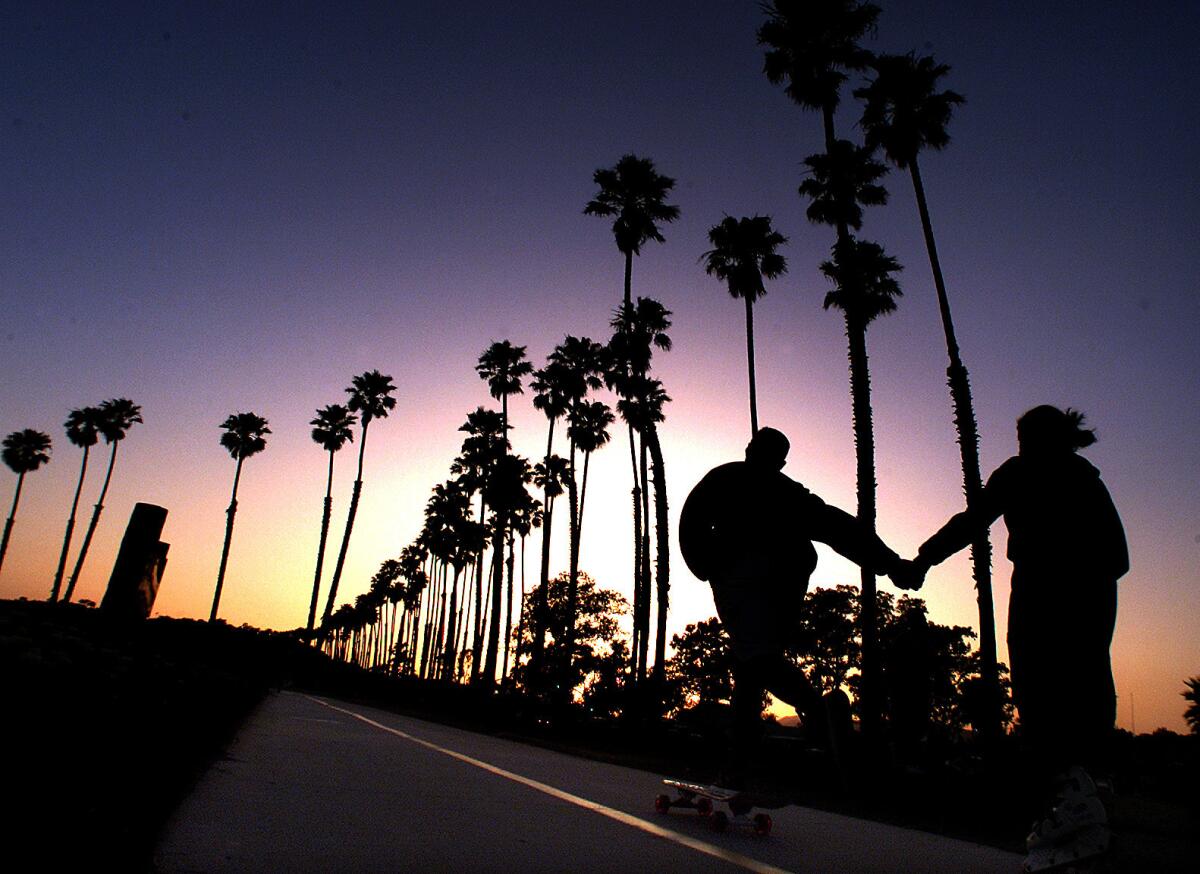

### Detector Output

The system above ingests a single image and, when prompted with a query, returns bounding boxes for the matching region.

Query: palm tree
[797,140,889,231]
[321,370,397,631]
[49,406,103,601]
[584,154,680,309]
[452,407,507,683]
[306,404,357,639]
[855,52,999,732]
[210,412,270,622]
[701,215,789,435]
[758,0,881,153]
[819,237,902,730]
[561,399,614,690]
[606,299,672,686]
[615,376,672,687]
[528,361,572,683]
[0,429,52,576]
[476,341,534,439]
[63,398,142,603]
[475,341,534,686]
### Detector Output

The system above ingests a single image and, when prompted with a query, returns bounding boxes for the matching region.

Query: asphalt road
[154,691,1023,873]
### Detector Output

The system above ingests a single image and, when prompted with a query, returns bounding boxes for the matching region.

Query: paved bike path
[155,691,1022,873]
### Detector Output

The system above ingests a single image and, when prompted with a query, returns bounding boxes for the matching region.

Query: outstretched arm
[915,468,1006,571]
[806,497,903,577]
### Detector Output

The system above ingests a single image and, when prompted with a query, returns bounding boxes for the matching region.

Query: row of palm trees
[4,2,999,733]
[0,399,143,603]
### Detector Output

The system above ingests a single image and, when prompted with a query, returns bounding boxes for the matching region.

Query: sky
[2,1,1197,733]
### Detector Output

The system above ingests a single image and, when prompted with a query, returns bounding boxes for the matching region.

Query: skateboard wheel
[753,813,772,836]
[696,797,713,817]
[655,794,671,814]
[711,811,729,832]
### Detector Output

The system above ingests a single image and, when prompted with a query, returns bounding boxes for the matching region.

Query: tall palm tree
[210,412,270,622]
[797,140,889,231]
[759,0,881,154]
[475,342,532,688]
[306,404,357,639]
[585,156,678,696]
[321,370,397,631]
[614,376,672,686]
[476,341,533,439]
[819,237,902,729]
[561,398,614,689]
[0,429,52,576]
[606,299,672,686]
[701,215,789,435]
[528,361,572,683]
[584,154,680,309]
[49,406,103,601]
[63,398,142,603]
[855,53,999,732]
[452,407,507,683]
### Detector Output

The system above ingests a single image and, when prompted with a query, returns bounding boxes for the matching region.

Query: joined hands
[888,557,929,591]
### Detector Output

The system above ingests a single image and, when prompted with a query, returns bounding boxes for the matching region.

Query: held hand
[889,558,928,591]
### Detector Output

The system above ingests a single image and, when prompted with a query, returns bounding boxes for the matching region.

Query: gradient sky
[2,2,1197,732]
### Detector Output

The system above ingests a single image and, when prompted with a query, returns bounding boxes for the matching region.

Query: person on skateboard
[679,427,921,787]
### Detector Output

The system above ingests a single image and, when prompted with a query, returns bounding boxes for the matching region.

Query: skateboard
[1022,824,1110,872]
[654,778,778,835]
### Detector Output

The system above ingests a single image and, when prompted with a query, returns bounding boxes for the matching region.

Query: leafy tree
[63,398,142,602]
[1184,677,1200,735]
[701,215,788,435]
[666,618,735,716]
[306,403,357,638]
[322,370,397,630]
[0,429,53,576]
[855,52,1000,737]
[49,406,103,601]
[210,412,270,622]
[514,571,628,704]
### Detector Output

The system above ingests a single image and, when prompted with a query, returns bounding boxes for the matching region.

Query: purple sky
[2,1,1198,732]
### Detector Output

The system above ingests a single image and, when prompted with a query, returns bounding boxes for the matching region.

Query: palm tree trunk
[562,440,581,698]
[323,421,370,628]
[0,472,27,576]
[745,296,759,436]
[210,456,245,622]
[483,527,505,687]
[63,441,119,603]
[50,447,91,601]
[623,250,633,309]
[471,493,489,683]
[646,423,670,689]
[910,158,999,734]
[307,451,336,638]
[639,438,651,676]
[845,319,881,738]
[444,567,461,680]
[502,535,515,683]
[530,419,556,681]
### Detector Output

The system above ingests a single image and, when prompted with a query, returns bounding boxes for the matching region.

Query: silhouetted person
[680,427,919,786]
[910,406,1127,849]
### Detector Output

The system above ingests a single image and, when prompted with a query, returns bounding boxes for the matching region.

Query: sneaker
[1025,793,1108,851]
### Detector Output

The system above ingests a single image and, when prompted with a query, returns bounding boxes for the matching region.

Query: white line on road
[307,696,796,874]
